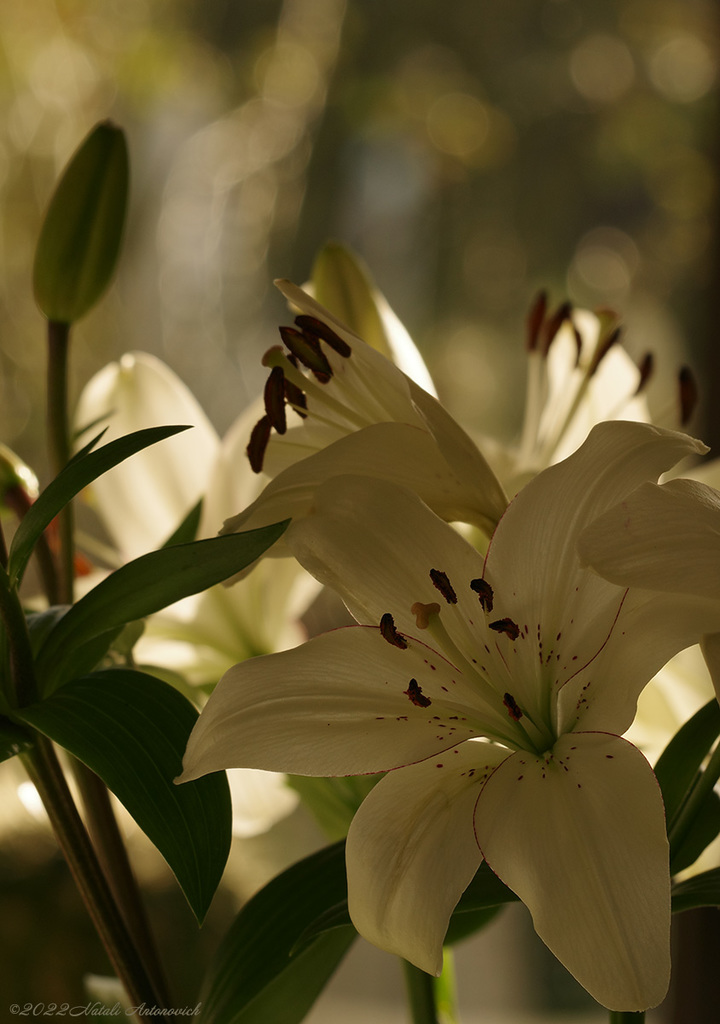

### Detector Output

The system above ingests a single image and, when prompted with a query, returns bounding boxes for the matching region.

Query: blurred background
[0,0,718,1020]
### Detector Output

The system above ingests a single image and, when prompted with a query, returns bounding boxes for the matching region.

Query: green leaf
[671,790,720,874]
[198,841,355,1024]
[34,121,129,323]
[672,868,720,914]
[35,520,289,693]
[14,668,230,921]
[655,698,720,825]
[8,425,190,588]
[294,855,515,955]
[162,499,203,547]
[0,716,34,763]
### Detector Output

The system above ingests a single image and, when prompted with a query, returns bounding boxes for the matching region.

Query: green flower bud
[33,121,129,323]
[310,241,391,357]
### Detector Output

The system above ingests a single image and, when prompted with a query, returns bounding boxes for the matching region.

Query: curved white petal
[558,588,720,734]
[475,732,670,1011]
[227,768,299,838]
[346,741,507,974]
[74,352,219,560]
[224,421,503,545]
[479,422,709,728]
[579,477,720,602]
[179,626,482,783]
[308,241,437,395]
[487,421,707,634]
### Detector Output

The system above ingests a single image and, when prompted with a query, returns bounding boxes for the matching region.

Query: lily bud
[33,121,129,323]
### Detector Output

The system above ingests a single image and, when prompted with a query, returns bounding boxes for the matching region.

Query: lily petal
[223,421,504,541]
[579,477,720,601]
[179,625,481,783]
[346,741,506,974]
[475,732,670,1011]
[75,352,219,559]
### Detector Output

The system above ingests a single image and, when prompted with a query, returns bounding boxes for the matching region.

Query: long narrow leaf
[199,841,355,1024]
[655,699,720,825]
[672,868,720,914]
[15,668,230,921]
[36,520,289,692]
[9,425,190,586]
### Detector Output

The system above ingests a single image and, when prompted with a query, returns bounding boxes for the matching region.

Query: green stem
[402,960,441,1024]
[44,314,170,1005]
[22,737,163,1016]
[609,1012,645,1023]
[46,318,74,603]
[668,738,720,859]
[71,760,170,1006]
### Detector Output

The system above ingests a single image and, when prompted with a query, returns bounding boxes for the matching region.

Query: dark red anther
[430,568,457,604]
[635,352,654,395]
[295,314,352,357]
[283,377,308,418]
[526,291,548,352]
[540,301,572,356]
[490,618,520,641]
[679,366,698,426]
[279,325,333,381]
[246,415,272,473]
[264,365,287,434]
[588,325,622,377]
[404,678,432,708]
[503,692,523,721]
[380,612,408,649]
[470,578,494,613]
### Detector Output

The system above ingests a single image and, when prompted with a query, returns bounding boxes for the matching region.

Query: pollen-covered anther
[263,365,287,434]
[380,612,408,649]
[411,601,441,629]
[246,415,272,473]
[430,568,457,604]
[295,314,352,357]
[404,678,432,708]
[470,578,494,613]
[279,325,333,381]
[503,692,523,721]
[489,617,521,641]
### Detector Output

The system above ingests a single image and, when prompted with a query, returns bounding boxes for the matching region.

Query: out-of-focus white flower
[74,351,318,835]
[482,296,653,495]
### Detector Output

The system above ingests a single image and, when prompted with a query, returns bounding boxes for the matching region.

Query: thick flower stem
[609,1012,644,1023]
[402,960,441,1024]
[71,762,171,1006]
[22,736,164,1015]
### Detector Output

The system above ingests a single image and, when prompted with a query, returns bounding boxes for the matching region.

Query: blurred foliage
[0,0,716,467]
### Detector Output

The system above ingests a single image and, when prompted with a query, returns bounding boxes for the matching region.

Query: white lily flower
[482,295,654,495]
[179,420,720,1010]
[224,279,508,542]
[75,352,312,834]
